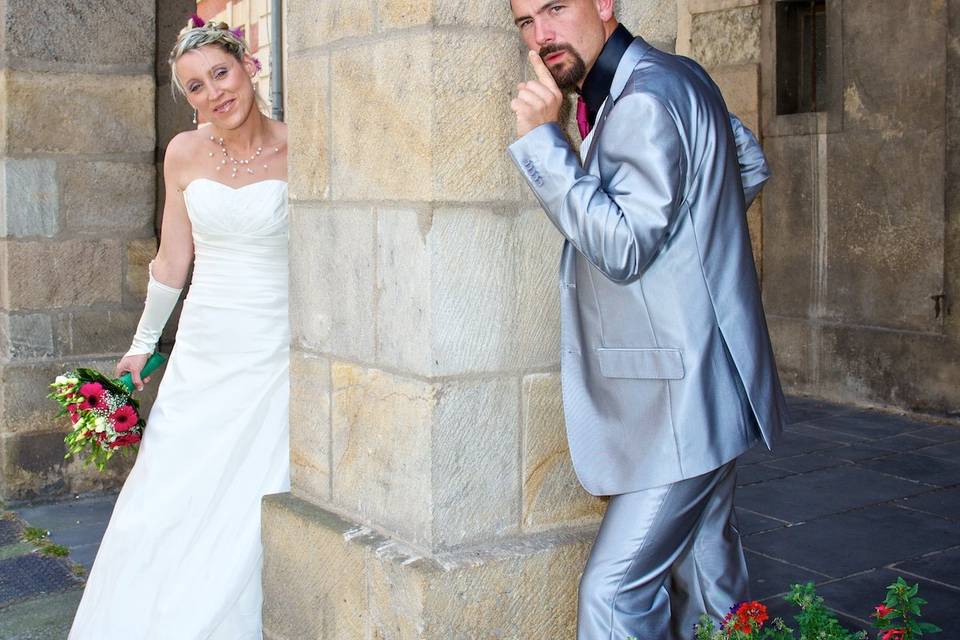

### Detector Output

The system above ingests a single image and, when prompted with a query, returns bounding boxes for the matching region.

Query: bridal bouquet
[49,353,166,471]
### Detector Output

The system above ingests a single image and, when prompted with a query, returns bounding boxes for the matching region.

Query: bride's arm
[115,134,196,386]
[152,133,195,288]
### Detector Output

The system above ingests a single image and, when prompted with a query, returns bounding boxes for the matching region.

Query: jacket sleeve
[508,92,685,283]
[728,113,770,208]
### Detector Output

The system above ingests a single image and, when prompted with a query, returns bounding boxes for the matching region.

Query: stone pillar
[0,2,157,500]
[264,1,676,637]
[682,0,765,278]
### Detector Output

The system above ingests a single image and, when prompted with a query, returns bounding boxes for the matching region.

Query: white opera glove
[125,262,183,357]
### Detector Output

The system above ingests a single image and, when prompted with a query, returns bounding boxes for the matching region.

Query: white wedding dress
[69,178,291,640]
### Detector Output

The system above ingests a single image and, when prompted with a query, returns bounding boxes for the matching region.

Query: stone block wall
[264,1,677,637]
[0,1,158,500]
[754,0,960,414]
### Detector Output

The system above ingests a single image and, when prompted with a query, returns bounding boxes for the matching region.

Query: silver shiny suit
[508,35,788,639]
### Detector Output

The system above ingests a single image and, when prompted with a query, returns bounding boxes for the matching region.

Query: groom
[507,1,788,638]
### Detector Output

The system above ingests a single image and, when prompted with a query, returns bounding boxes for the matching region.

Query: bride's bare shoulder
[166,128,208,161]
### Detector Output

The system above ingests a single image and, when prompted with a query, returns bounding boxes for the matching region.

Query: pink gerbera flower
[111,433,141,448]
[78,382,108,411]
[109,405,139,432]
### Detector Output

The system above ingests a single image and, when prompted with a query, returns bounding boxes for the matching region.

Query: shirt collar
[580,24,635,122]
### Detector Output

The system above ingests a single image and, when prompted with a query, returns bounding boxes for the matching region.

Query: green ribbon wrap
[118,352,168,393]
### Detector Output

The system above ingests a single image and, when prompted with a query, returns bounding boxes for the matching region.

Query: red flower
[109,405,139,432]
[111,433,141,448]
[67,404,80,424]
[874,604,894,619]
[78,382,107,411]
[881,629,906,640]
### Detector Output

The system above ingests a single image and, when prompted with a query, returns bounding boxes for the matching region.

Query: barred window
[776,0,827,114]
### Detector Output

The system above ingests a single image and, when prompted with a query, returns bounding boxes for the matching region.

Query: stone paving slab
[0,589,82,640]
[14,493,116,570]
[0,554,82,607]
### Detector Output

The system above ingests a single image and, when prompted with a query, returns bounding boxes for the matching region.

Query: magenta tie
[576,97,591,139]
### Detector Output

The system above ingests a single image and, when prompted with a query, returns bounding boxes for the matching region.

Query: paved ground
[0,395,957,638]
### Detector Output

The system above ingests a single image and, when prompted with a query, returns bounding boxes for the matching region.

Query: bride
[69,17,289,640]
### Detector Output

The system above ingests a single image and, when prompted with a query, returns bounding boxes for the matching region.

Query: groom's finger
[522,79,555,103]
[528,51,560,94]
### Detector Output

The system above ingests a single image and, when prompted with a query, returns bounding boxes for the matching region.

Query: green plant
[871,576,941,640]
[20,525,71,558]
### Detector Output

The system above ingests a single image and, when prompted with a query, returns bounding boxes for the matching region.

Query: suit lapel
[580,37,653,169]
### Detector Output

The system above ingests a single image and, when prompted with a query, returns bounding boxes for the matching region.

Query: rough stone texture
[125,238,157,299]
[262,493,595,640]
[765,316,815,393]
[285,0,374,52]
[330,35,432,202]
[431,377,521,547]
[0,159,58,238]
[842,0,945,137]
[688,0,757,14]
[824,130,944,333]
[286,54,329,202]
[431,31,525,203]
[330,362,435,546]
[711,63,760,136]
[289,351,331,505]
[511,208,563,369]
[378,0,432,30]
[690,5,760,68]
[3,0,155,68]
[55,309,142,357]
[761,134,815,318]
[0,239,123,310]
[521,373,604,529]
[60,161,154,234]
[1,70,155,155]
[288,204,376,362]
[0,313,54,359]
[616,0,678,50]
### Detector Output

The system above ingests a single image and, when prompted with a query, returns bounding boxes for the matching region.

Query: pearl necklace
[208,135,280,179]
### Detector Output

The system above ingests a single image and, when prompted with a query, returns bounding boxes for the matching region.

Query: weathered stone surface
[156,0,198,85]
[330,362,435,546]
[285,0,374,52]
[0,361,64,436]
[61,161,154,234]
[0,239,123,311]
[711,63,760,135]
[766,316,815,393]
[747,197,763,277]
[0,313,54,359]
[522,373,604,529]
[375,207,433,374]
[842,0,945,137]
[690,5,760,68]
[3,0,155,68]
[2,70,154,154]
[262,492,368,639]
[824,130,944,332]
[1,431,67,499]
[289,204,376,361]
[263,493,595,639]
[616,0,677,49]
[55,309,141,357]
[688,0,758,14]
[432,377,521,547]
[818,326,960,413]
[512,208,562,369]
[0,159,58,238]
[331,35,432,201]
[432,32,525,202]
[434,0,517,29]
[379,0,433,29]
[286,54,329,202]
[125,238,157,299]
[430,208,515,375]
[761,134,815,318]
[289,351,331,504]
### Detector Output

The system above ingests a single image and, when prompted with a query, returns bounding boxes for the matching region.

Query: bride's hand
[115,353,152,391]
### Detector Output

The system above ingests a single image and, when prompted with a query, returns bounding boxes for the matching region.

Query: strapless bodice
[182,178,288,313]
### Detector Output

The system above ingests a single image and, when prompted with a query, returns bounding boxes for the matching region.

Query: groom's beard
[539,43,587,92]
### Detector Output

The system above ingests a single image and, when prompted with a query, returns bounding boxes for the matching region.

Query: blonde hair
[168,18,252,97]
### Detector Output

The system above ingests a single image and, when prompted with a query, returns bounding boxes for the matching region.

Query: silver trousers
[577,460,748,640]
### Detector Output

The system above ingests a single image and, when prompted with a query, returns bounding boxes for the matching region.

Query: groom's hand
[511,50,563,138]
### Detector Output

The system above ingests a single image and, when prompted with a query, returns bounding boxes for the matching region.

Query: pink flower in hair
[230,26,245,39]
[189,13,205,28]
[252,57,262,73]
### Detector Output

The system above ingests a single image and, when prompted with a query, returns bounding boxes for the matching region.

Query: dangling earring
[192,109,198,125]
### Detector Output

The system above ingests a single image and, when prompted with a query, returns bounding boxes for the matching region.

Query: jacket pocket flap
[596,348,684,380]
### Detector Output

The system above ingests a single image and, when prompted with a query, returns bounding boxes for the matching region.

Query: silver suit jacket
[508,37,788,496]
